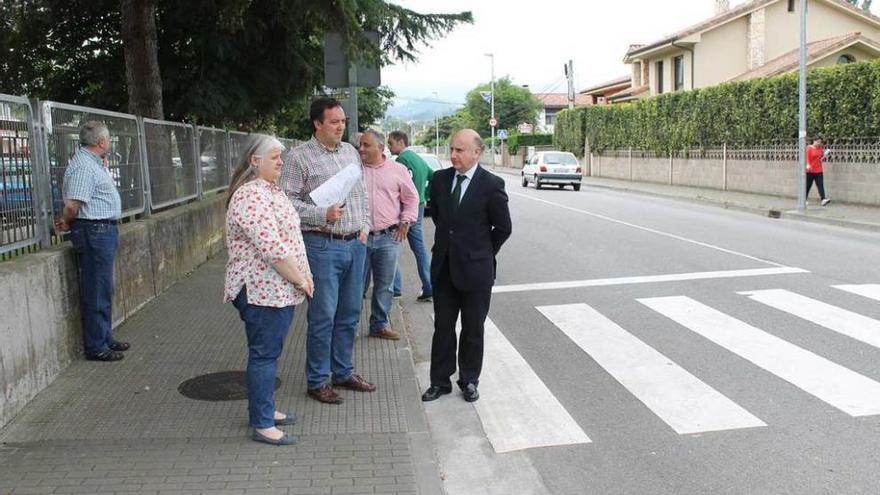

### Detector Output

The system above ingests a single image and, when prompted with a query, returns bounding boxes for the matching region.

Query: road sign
[323,31,381,88]
[518,122,533,134]
[489,118,498,128]
[480,91,492,103]
[497,129,509,140]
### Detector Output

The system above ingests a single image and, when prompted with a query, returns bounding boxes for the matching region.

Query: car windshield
[543,153,578,165]
[419,154,443,171]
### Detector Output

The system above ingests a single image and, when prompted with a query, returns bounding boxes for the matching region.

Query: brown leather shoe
[369,327,400,340]
[333,374,377,392]
[307,384,344,404]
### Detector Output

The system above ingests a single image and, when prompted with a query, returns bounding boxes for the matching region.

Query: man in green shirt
[388,131,434,301]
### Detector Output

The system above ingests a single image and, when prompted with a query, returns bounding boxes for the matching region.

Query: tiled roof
[579,75,632,95]
[732,32,880,80]
[608,85,650,103]
[534,93,593,108]
[627,0,880,58]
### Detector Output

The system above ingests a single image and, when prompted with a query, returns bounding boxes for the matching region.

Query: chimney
[716,0,730,14]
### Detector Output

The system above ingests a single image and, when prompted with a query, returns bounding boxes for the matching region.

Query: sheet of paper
[309,163,362,207]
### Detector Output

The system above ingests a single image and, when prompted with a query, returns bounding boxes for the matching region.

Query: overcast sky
[382,0,746,106]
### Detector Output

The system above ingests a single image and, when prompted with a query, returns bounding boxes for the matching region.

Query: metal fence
[0,93,303,257]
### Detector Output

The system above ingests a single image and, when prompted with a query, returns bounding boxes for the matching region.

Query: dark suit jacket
[428,165,512,292]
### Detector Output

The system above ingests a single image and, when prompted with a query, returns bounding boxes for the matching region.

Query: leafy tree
[0,0,471,137]
[845,0,872,10]
[462,77,541,137]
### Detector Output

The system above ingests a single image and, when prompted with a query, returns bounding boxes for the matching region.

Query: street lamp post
[485,53,495,166]
[433,91,440,157]
[797,0,807,212]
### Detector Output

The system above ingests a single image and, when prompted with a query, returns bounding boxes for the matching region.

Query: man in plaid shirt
[281,98,375,404]
[54,121,130,362]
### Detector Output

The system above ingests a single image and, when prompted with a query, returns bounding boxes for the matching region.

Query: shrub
[507,133,553,154]
[554,59,880,154]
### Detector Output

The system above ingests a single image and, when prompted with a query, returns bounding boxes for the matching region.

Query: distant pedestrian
[281,97,377,405]
[55,121,129,362]
[387,130,434,302]
[360,130,419,340]
[225,134,314,446]
[422,129,512,403]
[806,136,831,206]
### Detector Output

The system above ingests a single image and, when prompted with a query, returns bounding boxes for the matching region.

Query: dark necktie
[450,174,466,217]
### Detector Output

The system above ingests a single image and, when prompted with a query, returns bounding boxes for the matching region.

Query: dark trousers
[69,221,119,356]
[806,172,826,200]
[232,287,295,429]
[430,260,492,389]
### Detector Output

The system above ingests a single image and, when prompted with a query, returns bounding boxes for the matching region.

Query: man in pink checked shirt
[359,129,419,340]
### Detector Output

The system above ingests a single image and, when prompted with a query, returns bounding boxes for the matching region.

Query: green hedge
[554,59,880,154]
[507,133,553,154]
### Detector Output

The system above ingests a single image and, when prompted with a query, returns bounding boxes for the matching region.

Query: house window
[787,0,794,12]
[546,111,556,126]
[656,60,664,93]
[837,53,856,64]
[674,56,685,91]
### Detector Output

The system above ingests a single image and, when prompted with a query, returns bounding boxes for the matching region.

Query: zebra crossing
[470,283,880,454]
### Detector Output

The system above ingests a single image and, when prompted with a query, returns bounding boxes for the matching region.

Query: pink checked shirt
[224,178,311,307]
[362,158,419,232]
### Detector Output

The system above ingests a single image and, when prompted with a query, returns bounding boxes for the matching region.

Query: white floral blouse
[224,178,311,307]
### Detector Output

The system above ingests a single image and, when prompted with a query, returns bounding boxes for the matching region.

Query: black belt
[370,225,399,236]
[75,218,118,225]
[303,230,360,241]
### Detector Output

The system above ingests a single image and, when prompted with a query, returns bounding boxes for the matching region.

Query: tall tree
[120,0,163,119]
[463,77,541,137]
[0,0,471,136]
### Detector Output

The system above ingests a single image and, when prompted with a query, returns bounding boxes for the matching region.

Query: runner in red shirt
[805,136,831,206]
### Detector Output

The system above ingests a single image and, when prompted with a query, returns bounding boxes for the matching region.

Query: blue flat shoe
[274,411,298,426]
[252,430,297,446]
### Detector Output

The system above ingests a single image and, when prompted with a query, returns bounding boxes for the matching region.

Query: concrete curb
[490,166,880,234]
[392,301,446,495]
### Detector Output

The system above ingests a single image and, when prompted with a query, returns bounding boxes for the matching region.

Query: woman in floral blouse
[225,134,314,446]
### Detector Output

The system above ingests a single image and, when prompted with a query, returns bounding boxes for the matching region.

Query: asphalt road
[399,171,880,495]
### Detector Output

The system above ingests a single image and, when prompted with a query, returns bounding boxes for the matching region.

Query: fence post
[722,142,728,191]
[29,99,54,248]
[628,146,633,181]
[669,150,674,185]
[136,117,152,218]
[194,125,203,200]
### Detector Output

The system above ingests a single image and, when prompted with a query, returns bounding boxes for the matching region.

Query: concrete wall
[591,152,880,206]
[0,195,226,428]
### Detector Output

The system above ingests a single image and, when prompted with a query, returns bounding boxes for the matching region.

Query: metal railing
[0,93,304,258]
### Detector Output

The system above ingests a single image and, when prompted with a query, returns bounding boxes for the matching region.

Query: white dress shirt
[450,164,479,202]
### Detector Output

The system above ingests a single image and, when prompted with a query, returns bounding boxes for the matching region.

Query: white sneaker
[821,199,831,206]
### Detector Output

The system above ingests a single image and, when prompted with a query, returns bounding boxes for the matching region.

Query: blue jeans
[232,287,295,429]
[364,231,401,332]
[303,233,366,389]
[393,206,433,296]
[69,221,119,356]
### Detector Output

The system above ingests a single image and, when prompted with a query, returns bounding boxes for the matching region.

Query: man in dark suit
[421,129,512,403]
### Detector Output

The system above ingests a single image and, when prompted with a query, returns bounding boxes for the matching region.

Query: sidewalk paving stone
[0,255,441,495]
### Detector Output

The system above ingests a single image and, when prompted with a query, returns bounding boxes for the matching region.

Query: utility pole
[565,60,575,110]
[797,0,807,211]
[485,53,495,166]
[347,64,359,137]
[433,91,440,157]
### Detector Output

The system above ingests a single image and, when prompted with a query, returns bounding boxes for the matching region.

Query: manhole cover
[178,371,281,401]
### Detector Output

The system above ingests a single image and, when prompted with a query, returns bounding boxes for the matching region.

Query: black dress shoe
[421,385,452,402]
[462,383,479,402]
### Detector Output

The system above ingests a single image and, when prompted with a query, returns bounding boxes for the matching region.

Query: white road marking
[493,267,808,294]
[834,284,880,302]
[739,289,880,350]
[431,315,591,453]
[509,191,788,267]
[538,303,765,434]
[639,296,880,416]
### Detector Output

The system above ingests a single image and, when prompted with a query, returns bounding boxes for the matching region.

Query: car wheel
[573,183,581,191]
[558,184,565,190]
[521,175,528,187]
[534,175,542,190]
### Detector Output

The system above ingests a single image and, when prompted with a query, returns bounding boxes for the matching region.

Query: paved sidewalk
[491,165,880,232]
[0,255,442,495]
